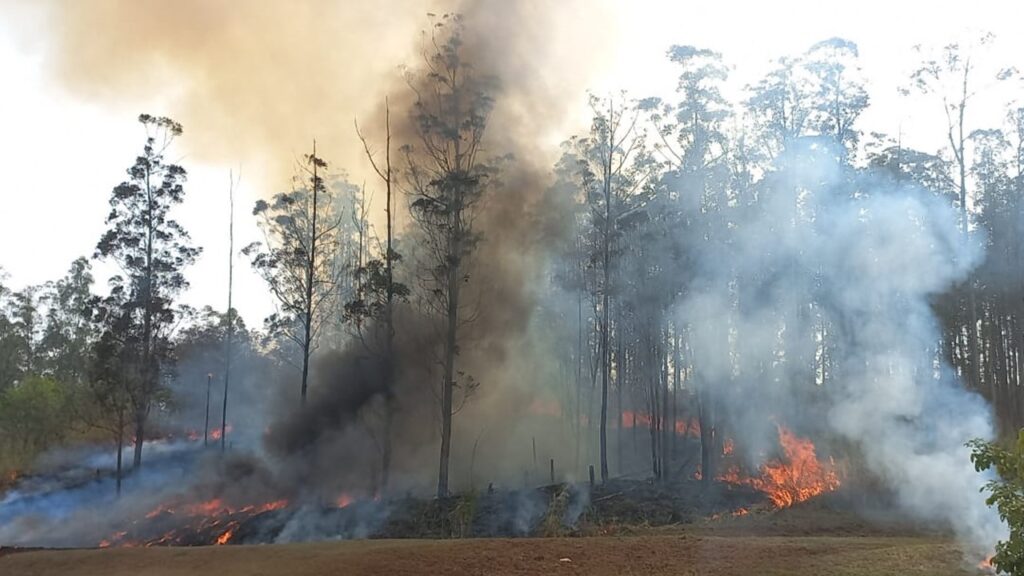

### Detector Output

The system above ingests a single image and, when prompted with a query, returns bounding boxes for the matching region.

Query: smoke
[0,0,1009,561]
[17,0,619,493]
[677,139,1006,557]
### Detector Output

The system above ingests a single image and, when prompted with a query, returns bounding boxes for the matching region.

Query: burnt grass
[219,478,768,545]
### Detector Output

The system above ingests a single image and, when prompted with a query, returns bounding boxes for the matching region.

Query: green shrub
[969,432,1024,574]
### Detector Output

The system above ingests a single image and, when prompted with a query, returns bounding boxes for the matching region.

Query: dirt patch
[0,535,975,576]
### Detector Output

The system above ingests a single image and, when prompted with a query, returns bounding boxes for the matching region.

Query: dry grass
[0,534,978,576]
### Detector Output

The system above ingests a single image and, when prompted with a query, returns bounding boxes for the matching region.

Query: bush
[969,432,1024,574]
[0,376,72,473]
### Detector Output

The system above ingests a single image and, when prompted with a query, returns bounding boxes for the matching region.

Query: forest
[2,6,1024,575]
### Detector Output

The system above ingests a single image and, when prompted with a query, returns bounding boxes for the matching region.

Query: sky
[0,0,1021,328]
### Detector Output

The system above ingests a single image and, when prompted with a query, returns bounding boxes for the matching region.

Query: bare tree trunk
[438,204,462,498]
[222,171,236,451]
[381,100,395,492]
[204,373,211,447]
[115,408,124,496]
[671,327,680,476]
[300,141,320,405]
[358,102,396,491]
[132,410,145,470]
[598,104,614,484]
[698,378,715,488]
[615,317,624,475]
[660,337,670,481]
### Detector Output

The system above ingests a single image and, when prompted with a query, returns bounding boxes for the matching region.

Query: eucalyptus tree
[38,257,96,385]
[244,144,342,405]
[402,13,497,497]
[352,99,410,491]
[559,93,658,482]
[646,45,734,483]
[905,33,1015,392]
[95,114,199,469]
[802,38,869,159]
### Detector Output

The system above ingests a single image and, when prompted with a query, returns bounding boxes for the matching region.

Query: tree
[905,34,1012,393]
[354,98,410,491]
[560,94,657,482]
[802,38,869,158]
[0,281,41,389]
[38,257,96,385]
[221,171,237,451]
[244,143,342,405]
[0,375,72,470]
[95,114,199,469]
[403,13,496,497]
[87,292,136,494]
[173,305,251,444]
[646,45,734,484]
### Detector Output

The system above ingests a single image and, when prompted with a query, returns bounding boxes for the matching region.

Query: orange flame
[718,425,840,508]
[335,493,353,508]
[216,522,239,545]
[103,497,289,548]
[621,411,701,438]
[722,438,735,456]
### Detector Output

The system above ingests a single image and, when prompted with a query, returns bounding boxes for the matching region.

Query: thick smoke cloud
[678,140,1005,557]
[21,0,620,492]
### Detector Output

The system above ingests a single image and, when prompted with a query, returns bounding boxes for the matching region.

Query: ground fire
[713,425,841,509]
[98,497,289,548]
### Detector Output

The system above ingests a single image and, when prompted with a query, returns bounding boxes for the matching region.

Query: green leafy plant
[969,432,1024,574]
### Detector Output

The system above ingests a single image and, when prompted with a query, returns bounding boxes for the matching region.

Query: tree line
[1,20,1022,498]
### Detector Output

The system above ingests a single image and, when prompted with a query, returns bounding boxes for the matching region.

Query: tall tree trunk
[381,99,395,493]
[598,105,614,483]
[300,141,320,405]
[115,408,124,496]
[138,165,154,470]
[204,373,211,447]
[437,202,462,498]
[221,171,235,452]
[698,378,715,488]
[132,410,145,470]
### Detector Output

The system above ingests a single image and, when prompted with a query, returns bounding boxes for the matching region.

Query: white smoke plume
[678,139,1005,558]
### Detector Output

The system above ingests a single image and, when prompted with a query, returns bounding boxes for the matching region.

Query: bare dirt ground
[0,534,973,576]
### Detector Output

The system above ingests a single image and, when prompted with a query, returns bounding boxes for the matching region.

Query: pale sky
[0,0,1021,327]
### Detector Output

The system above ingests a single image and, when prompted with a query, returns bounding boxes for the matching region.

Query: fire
[336,493,353,508]
[248,499,289,513]
[100,497,289,548]
[978,555,996,574]
[718,425,840,509]
[722,438,735,456]
[620,411,701,438]
[216,522,239,545]
[182,425,233,442]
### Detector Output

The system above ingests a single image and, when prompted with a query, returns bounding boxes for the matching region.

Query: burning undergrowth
[715,425,843,510]
[0,422,855,548]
